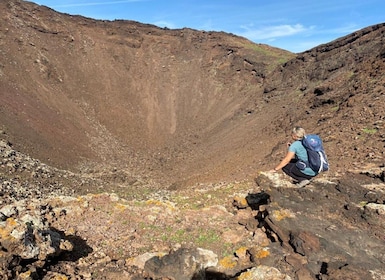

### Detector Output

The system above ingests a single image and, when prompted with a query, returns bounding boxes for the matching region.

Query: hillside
[0,0,297,188]
[0,0,384,279]
[263,23,385,173]
[1,2,384,189]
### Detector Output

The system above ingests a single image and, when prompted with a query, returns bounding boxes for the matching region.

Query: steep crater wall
[0,0,293,184]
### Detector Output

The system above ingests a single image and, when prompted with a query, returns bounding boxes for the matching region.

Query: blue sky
[31,0,384,53]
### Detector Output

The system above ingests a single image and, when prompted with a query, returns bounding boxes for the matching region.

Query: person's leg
[282,161,313,182]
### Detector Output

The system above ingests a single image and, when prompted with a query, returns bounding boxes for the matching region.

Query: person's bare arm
[270,151,295,172]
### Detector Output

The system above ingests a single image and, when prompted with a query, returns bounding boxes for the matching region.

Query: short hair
[292,126,306,139]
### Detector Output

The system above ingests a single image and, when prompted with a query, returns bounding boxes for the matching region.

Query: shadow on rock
[245,192,271,210]
[29,229,93,280]
[57,232,93,262]
[36,232,93,279]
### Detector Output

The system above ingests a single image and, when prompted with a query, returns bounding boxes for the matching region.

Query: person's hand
[270,169,277,172]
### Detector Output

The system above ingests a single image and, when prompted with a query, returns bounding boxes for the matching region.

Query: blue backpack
[301,134,329,173]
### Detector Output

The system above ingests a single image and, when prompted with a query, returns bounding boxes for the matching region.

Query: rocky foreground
[1,138,385,279]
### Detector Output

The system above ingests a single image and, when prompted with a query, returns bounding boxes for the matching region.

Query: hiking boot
[296,179,311,188]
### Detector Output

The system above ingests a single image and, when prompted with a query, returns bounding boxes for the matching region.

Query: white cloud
[239,24,308,41]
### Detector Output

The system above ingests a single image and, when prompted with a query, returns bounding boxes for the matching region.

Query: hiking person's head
[292,126,306,140]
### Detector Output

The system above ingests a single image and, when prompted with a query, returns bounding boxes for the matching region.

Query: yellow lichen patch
[237,270,252,280]
[218,255,238,269]
[145,199,176,211]
[254,248,270,258]
[235,246,248,258]
[271,209,294,221]
[233,196,248,208]
[0,227,14,240]
[145,199,163,206]
[0,218,18,240]
[114,203,129,211]
[0,228,8,239]
[6,217,18,227]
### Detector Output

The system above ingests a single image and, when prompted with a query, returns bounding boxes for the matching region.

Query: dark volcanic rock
[250,171,385,279]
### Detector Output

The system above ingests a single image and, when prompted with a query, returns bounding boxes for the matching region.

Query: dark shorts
[282,160,314,182]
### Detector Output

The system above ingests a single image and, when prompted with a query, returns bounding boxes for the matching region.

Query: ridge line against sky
[31,0,384,53]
